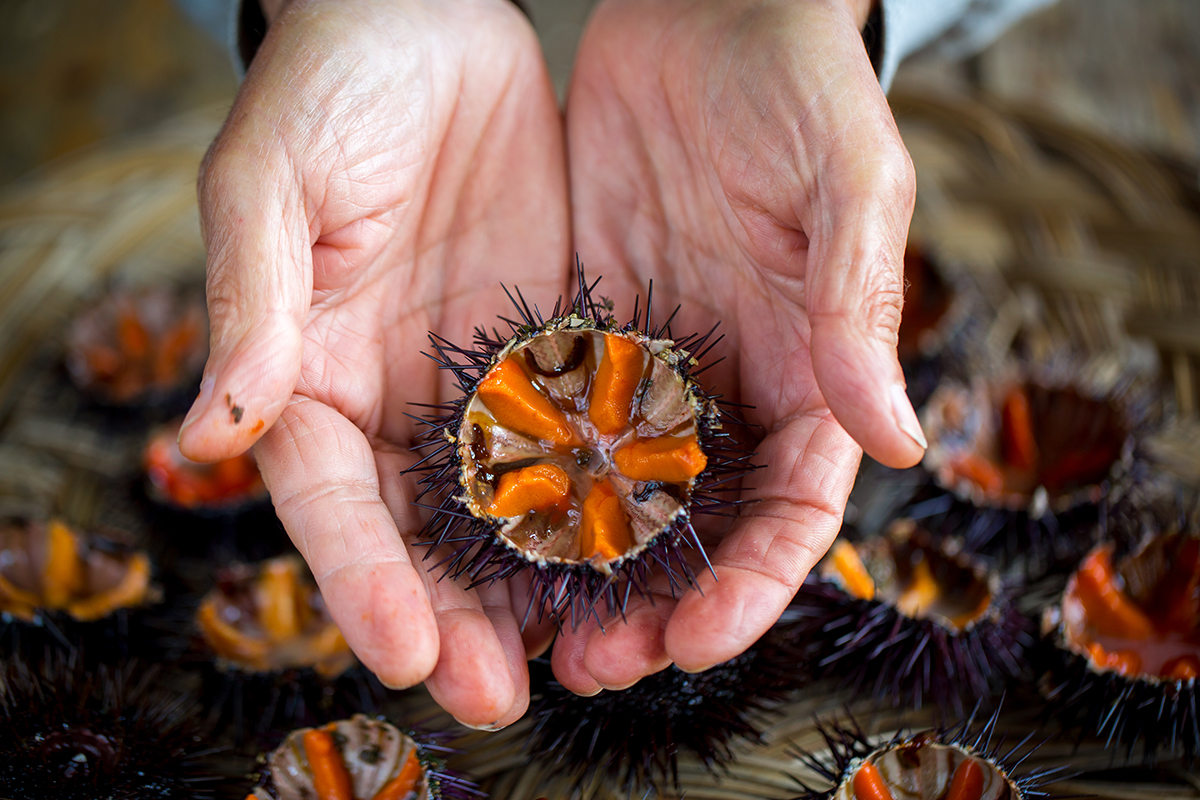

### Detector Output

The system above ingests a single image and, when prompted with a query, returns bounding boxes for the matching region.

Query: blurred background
[0,0,1196,187]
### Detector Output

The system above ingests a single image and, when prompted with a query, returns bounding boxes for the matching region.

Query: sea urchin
[407,268,755,626]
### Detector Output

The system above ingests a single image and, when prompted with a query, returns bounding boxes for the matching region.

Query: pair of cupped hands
[177,0,925,730]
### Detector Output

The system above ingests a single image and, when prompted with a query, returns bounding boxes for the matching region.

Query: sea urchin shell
[407,269,755,626]
[1040,530,1200,763]
[788,520,1033,715]
[791,708,1061,800]
[246,714,477,800]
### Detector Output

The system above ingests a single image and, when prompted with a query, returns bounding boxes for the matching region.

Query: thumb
[807,129,925,469]
[177,123,311,463]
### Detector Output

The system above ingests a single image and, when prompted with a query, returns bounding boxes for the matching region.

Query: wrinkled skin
[179,0,921,727]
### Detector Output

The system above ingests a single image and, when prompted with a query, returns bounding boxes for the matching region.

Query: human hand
[554,0,923,693]
[176,0,569,728]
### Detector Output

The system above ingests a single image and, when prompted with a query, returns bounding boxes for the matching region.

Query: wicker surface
[1,92,1199,798]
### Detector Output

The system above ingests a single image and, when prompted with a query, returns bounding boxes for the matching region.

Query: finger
[178,108,311,462]
[421,577,529,730]
[256,396,439,688]
[508,574,557,659]
[665,412,859,672]
[550,620,602,696]
[582,594,674,689]
[805,86,923,469]
[550,590,676,693]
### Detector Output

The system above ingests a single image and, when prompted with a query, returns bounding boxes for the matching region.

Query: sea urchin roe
[923,380,1127,508]
[1061,538,1200,681]
[249,715,431,800]
[144,418,265,509]
[196,555,353,678]
[836,742,1016,800]
[820,522,995,633]
[66,285,207,404]
[0,518,152,623]
[459,327,709,570]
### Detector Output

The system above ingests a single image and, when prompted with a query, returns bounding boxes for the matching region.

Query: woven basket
[0,93,1198,799]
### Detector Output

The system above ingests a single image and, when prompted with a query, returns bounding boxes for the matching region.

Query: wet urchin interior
[407,268,756,627]
[191,554,380,742]
[0,516,160,659]
[787,519,1034,717]
[1039,524,1200,764]
[246,713,478,800]
[526,626,800,789]
[898,363,1152,574]
[790,708,1062,800]
[0,651,215,800]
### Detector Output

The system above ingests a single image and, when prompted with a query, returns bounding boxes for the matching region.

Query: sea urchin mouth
[408,270,755,626]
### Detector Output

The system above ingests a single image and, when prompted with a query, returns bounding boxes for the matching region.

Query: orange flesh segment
[0,573,41,621]
[896,559,940,619]
[1000,386,1038,471]
[308,624,353,678]
[154,317,198,383]
[589,334,646,435]
[948,453,1004,496]
[852,761,895,800]
[67,552,151,622]
[1164,655,1200,680]
[579,481,633,562]
[42,519,84,609]
[302,728,354,800]
[946,758,985,800]
[487,464,571,518]
[196,598,272,669]
[830,541,875,600]
[1087,642,1142,677]
[614,434,707,483]
[1076,548,1155,640]
[372,749,423,800]
[477,359,573,445]
[257,559,302,640]
[116,306,150,360]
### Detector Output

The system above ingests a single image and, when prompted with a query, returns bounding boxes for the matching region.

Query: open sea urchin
[65,283,207,411]
[1039,530,1200,763]
[787,520,1033,716]
[407,268,756,626]
[0,516,158,656]
[245,714,478,800]
[194,554,376,740]
[790,709,1062,800]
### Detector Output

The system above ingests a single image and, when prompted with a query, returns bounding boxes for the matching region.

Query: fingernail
[890,383,927,449]
[596,679,637,691]
[178,375,215,443]
[457,718,507,732]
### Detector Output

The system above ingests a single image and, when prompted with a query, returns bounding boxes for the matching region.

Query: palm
[553,0,919,691]
[182,0,568,726]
